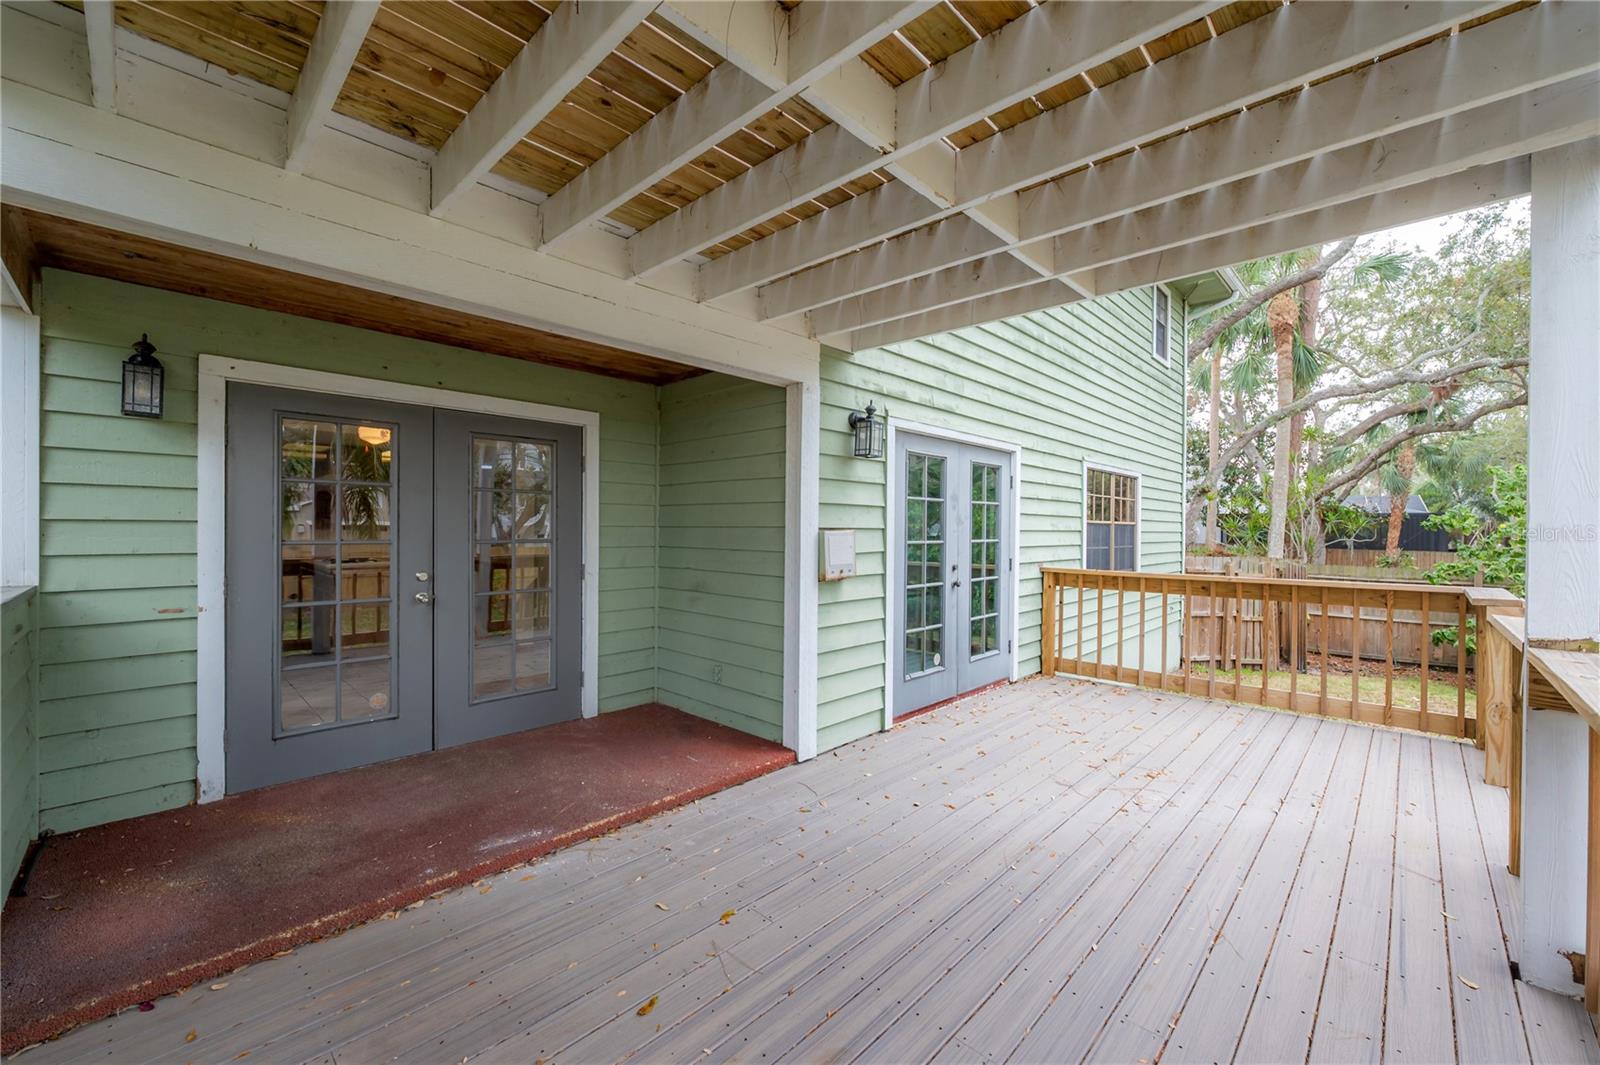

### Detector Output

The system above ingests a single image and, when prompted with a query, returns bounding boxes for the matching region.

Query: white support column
[1521,135,1600,996]
[784,376,820,761]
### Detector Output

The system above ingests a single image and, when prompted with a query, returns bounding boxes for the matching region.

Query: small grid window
[969,463,1002,657]
[1086,468,1138,572]
[470,436,555,700]
[277,417,396,733]
[903,453,945,678]
[1153,287,1170,363]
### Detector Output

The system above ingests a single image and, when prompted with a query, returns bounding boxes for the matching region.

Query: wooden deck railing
[1040,567,1477,739]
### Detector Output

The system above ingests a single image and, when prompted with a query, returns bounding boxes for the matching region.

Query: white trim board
[881,416,1024,731]
[0,308,41,589]
[195,355,602,802]
[783,379,821,761]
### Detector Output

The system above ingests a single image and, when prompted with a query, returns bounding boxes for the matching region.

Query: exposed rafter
[756,213,1007,319]
[430,0,654,217]
[631,0,1210,278]
[1089,158,1532,296]
[846,74,1598,323]
[1022,0,1600,244]
[707,0,1498,303]
[836,158,1531,353]
[83,0,114,111]
[809,249,1045,340]
[541,1,935,248]
[1052,76,1599,274]
[843,280,1084,353]
[771,0,1596,321]
[284,0,378,173]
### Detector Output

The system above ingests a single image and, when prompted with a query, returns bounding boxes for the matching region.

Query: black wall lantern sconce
[121,334,164,418]
[847,401,885,460]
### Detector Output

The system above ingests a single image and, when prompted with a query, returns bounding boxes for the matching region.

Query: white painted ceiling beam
[430,0,653,217]
[757,213,1007,319]
[642,2,1197,281]
[819,79,1587,339]
[842,279,1083,352]
[1024,0,1600,244]
[846,158,1529,353]
[284,0,378,173]
[773,0,1591,315]
[1053,76,1600,275]
[83,0,114,110]
[704,0,1497,302]
[811,249,1044,340]
[1090,159,1532,297]
[958,1,1497,206]
[896,1,1210,151]
[543,2,933,248]
[629,123,884,277]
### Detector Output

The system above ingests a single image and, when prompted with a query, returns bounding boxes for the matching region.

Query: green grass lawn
[1189,663,1476,717]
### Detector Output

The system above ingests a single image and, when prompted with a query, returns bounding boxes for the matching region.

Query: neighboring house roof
[1344,494,1430,516]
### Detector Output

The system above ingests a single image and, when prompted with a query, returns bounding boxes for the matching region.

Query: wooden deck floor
[19,678,1599,1064]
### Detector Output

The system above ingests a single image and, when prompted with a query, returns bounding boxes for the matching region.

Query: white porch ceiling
[3,0,1596,361]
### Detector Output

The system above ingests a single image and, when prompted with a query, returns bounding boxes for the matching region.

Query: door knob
[414,592,434,604]
[415,571,430,582]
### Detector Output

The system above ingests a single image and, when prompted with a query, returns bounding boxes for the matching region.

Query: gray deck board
[17,678,1596,1065]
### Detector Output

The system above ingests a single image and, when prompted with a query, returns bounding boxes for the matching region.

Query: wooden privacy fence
[1040,567,1476,739]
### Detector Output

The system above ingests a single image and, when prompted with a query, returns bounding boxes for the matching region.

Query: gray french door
[432,410,582,748]
[892,432,1014,719]
[225,384,583,793]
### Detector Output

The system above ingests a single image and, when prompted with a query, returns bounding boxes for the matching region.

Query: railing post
[1041,570,1057,677]
[1465,588,1525,788]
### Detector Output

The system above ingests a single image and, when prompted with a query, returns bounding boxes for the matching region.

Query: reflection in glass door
[893,432,1014,719]
[469,437,555,699]
[277,417,397,733]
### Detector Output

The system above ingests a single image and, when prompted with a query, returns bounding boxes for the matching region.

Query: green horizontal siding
[655,375,787,742]
[817,287,1189,751]
[35,270,661,832]
[2,589,39,890]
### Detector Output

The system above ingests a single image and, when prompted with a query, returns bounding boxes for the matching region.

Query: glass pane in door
[970,462,1001,656]
[471,437,556,700]
[276,417,397,733]
[904,453,946,678]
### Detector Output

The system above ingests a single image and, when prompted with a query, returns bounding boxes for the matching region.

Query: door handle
[414,592,434,604]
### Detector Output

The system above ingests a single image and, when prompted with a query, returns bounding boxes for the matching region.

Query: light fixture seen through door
[848,401,885,460]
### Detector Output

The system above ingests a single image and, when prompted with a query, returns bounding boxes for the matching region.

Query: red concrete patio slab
[0,704,792,1053]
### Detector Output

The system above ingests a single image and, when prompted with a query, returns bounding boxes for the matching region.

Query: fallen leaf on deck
[637,995,659,1016]
[479,886,493,895]
[185,1030,197,1043]
[138,1003,155,1012]
[655,902,670,911]
[211,983,229,991]
[1441,910,1455,920]
[720,910,736,925]
[1460,977,1480,990]
[406,900,425,909]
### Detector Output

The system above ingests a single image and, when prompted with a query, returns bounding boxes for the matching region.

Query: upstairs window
[1085,467,1138,571]
[1153,286,1170,363]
